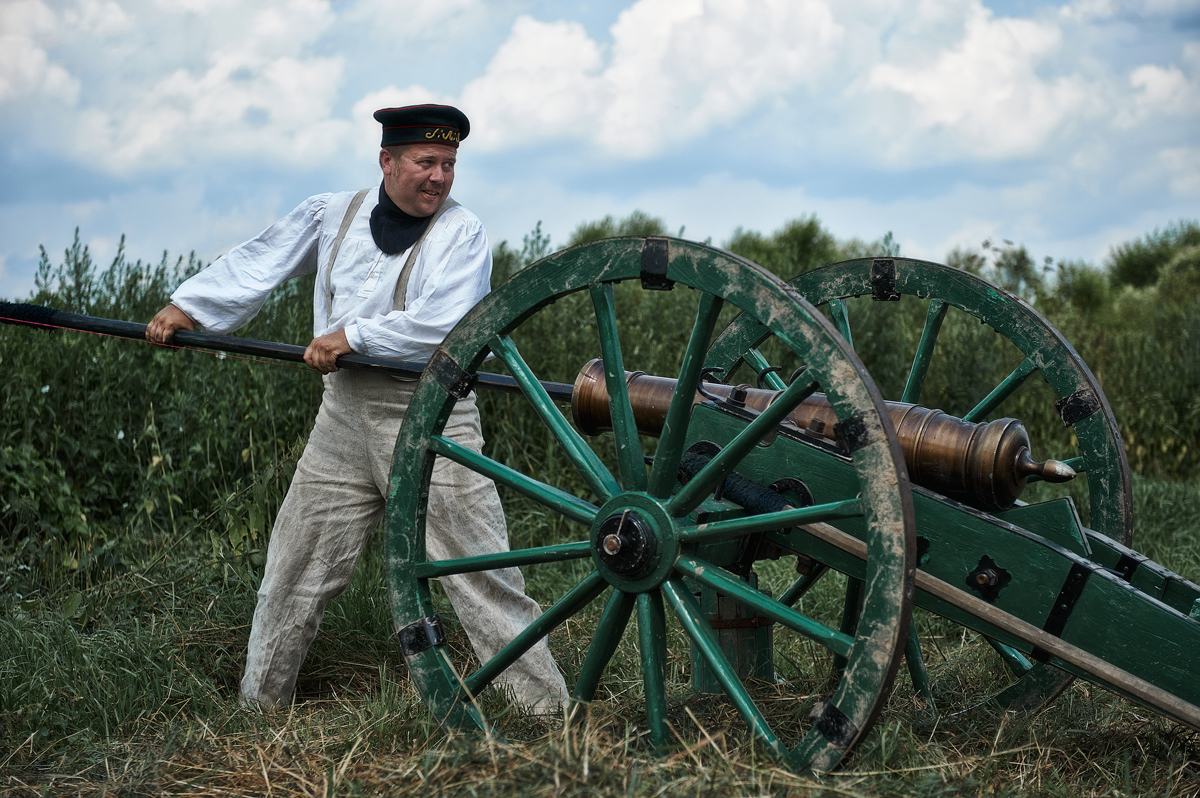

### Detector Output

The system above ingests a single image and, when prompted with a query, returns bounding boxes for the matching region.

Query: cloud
[0,0,83,104]
[83,48,351,172]
[862,5,1097,161]
[343,0,485,40]
[597,0,842,154]
[3,0,354,172]
[1161,146,1200,196]
[452,0,843,157]
[1120,42,1200,126]
[460,16,607,150]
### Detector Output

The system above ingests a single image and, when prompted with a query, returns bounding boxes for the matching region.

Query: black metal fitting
[595,510,658,578]
[726,384,749,409]
[395,615,446,657]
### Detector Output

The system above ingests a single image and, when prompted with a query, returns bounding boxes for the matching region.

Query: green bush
[1,230,320,598]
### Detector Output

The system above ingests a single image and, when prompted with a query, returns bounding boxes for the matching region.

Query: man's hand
[305,329,352,373]
[147,303,196,345]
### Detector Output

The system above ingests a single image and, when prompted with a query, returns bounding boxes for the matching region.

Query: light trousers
[239,369,568,712]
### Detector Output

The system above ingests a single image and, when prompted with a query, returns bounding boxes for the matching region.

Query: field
[3,219,1200,796]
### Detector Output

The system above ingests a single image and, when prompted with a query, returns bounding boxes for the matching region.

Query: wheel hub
[594,509,658,578]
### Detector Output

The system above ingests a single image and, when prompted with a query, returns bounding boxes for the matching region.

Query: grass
[3,475,1200,797]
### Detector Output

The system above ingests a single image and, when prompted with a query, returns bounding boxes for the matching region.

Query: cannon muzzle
[570,358,1074,510]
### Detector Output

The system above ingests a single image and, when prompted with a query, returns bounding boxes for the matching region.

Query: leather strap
[325,189,370,326]
[392,197,459,312]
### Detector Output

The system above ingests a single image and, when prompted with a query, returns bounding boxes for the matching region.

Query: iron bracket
[1031,562,1092,662]
[428,349,477,399]
[395,615,447,657]
[871,258,900,301]
[811,698,859,747]
[640,237,673,291]
[1055,388,1101,426]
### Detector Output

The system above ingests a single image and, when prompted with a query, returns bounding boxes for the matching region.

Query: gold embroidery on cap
[424,128,461,143]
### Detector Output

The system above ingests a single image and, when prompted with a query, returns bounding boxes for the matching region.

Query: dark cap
[373,104,469,148]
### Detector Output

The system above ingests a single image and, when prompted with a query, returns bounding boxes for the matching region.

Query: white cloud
[1161,146,1200,196]
[452,0,843,157]
[1114,41,1200,128]
[344,0,484,38]
[1139,0,1200,12]
[0,0,82,104]
[598,0,842,155]
[1130,63,1194,112]
[81,48,351,171]
[16,0,357,173]
[460,16,607,150]
[61,0,132,34]
[863,5,1097,161]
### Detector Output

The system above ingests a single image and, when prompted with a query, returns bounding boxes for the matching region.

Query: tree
[1107,220,1200,288]
[567,210,670,247]
[724,215,837,277]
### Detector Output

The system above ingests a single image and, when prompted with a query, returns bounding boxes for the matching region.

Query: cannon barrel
[570,358,1074,509]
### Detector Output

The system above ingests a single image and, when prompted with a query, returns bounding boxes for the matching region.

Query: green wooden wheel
[384,238,916,772]
[705,257,1133,711]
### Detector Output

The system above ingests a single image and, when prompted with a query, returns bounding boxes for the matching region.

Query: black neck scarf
[369,182,433,255]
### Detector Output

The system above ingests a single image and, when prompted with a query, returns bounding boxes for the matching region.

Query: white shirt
[170,189,493,362]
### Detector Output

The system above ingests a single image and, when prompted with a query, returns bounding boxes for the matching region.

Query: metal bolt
[602,534,622,555]
[974,569,999,588]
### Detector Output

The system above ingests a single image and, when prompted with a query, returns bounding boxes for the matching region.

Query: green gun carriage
[384,236,1200,773]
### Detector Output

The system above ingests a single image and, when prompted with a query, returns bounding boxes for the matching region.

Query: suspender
[324,191,459,324]
[393,197,459,312]
[325,189,369,326]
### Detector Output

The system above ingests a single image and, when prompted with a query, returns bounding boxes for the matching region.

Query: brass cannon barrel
[570,358,1075,509]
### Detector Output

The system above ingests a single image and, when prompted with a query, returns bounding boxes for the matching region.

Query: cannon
[4,237,1192,772]
[569,357,1078,510]
[384,237,1200,772]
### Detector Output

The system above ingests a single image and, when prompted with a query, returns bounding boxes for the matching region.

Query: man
[146,104,568,713]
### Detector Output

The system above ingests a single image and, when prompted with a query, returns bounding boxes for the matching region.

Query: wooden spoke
[647,291,724,498]
[412,541,592,579]
[464,570,608,696]
[901,299,949,404]
[637,590,670,748]
[572,589,635,705]
[489,334,621,501]
[667,376,821,518]
[589,283,647,491]
[662,580,791,760]
[428,435,598,526]
[828,298,852,347]
[678,498,864,544]
[962,356,1038,423]
[674,555,854,658]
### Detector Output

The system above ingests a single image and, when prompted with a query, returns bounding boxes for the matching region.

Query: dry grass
[5,633,1200,798]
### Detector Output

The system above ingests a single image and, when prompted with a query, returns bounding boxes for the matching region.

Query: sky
[1,0,1198,302]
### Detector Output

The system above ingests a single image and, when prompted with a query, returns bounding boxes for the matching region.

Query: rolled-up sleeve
[171,195,329,334]
[343,210,492,361]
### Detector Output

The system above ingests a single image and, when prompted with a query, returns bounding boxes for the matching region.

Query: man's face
[380,143,457,217]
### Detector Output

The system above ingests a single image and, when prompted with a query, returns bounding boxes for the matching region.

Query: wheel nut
[602,534,622,555]
[974,569,999,588]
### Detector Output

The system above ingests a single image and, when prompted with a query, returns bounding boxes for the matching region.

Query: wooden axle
[570,358,1075,509]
